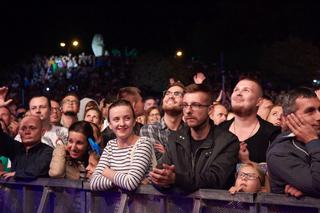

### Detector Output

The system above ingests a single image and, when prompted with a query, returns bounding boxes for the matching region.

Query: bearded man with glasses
[150,83,239,192]
[140,82,185,160]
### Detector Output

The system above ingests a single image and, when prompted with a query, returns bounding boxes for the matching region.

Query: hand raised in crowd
[154,143,166,154]
[285,184,304,198]
[0,87,13,107]
[215,90,225,103]
[239,142,250,163]
[8,119,19,137]
[286,113,319,144]
[193,72,206,84]
[150,163,176,187]
[1,171,16,180]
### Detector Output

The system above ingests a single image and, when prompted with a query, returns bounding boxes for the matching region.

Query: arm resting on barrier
[90,145,114,190]
[268,139,320,197]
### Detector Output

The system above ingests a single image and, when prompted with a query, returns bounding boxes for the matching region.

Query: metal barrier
[1,178,319,213]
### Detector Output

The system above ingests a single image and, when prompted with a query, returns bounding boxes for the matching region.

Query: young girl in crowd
[49,121,100,180]
[90,100,155,191]
[229,162,269,194]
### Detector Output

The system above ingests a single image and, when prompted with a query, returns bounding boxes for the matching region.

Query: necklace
[233,119,259,142]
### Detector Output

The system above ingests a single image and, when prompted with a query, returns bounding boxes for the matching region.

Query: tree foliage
[131,52,192,92]
[259,37,320,88]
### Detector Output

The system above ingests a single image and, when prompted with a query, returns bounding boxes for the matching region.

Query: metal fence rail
[0,178,319,213]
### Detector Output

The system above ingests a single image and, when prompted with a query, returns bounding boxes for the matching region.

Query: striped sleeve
[90,141,114,191]
[112,137,153,191]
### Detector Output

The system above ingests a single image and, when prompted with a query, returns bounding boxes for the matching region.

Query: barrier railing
[1,178,319,213]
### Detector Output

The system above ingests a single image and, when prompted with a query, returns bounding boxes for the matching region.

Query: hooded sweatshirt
[77,98,99,121]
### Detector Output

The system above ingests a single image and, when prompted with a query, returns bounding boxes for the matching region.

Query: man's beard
[64,111,77,117]
[232,105,256,117]
[162,105,183,116]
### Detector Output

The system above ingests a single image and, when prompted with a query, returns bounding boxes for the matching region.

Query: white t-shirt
[15,125,68,148]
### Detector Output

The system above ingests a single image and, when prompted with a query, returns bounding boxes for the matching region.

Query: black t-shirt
[219,116,281,162]
[190,137,206,154]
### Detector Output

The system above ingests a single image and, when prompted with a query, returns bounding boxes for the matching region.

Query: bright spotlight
[72,40,79,47]
[176,50,183,57]
[60,42,66,47]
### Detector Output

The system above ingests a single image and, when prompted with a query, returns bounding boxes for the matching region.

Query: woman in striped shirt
[90,100,154,191]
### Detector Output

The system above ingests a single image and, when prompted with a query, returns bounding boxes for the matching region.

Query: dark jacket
[158,123,239,193]
[267,132,320,197]
[0,128,53,180]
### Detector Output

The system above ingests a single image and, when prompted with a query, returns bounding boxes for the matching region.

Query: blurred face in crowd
[231,80,262,117]
[136,115,146,125]
[209,104,228,125]
[144,98,157,111]
[0,107,11,126]
[62,95,80,114]
[257,98,273,120]
[162,86,184,114]
[29,97,50,122]
[19,116,44,147]
[86,153,99,179]
[109,105,135,141]
[90,123,103,144]
[50,100,62,125]
[133,95,144,117]
[293,97,320,135]
[267,105,283,126]
[84,109,102,127]
[147,108,161,124]
[183,92,211,129]
[67,131,89,159]
[85,101,97,112]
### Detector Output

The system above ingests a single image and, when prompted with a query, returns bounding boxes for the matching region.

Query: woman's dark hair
[68,121,94,164]
[107,99,135,122]
[69,121,94,140]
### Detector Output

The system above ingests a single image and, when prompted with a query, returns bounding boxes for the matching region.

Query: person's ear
[257,97,263,107]
[41,128,46,137]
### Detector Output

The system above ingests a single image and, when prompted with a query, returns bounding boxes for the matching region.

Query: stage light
[72,40,79,47]
[60,42,66,47]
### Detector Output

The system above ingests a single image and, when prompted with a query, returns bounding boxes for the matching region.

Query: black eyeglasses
[163,90,184,97]
[182,103,210,110]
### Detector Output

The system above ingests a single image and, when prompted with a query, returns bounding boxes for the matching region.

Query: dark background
[1,1,320,82]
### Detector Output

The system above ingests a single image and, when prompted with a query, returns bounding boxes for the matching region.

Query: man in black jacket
[150,84,239,192]
[0,114,53,180]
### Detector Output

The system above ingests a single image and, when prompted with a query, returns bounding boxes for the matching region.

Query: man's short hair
[117,87,141,104]
[61,92,79,105]
[282,87,317,116]
[185,83,213,103]
[239,76,263,97]
[29,95,51,109]
[166,82,185,92]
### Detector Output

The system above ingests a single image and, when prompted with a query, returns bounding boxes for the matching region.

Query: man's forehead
[168,86,184,92]
[30,97,48,105]
[183,92,207,102]
[295,97,320,109]
[0,107,10,114]
[63,95,78,100]
[20,116,41,125]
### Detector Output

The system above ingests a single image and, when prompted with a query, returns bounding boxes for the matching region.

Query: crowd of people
[0,65,320,200]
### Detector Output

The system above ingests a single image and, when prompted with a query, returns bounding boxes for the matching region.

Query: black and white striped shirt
[90,136,153,191]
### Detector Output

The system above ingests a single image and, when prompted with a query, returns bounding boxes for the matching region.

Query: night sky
[1,1,320,67]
